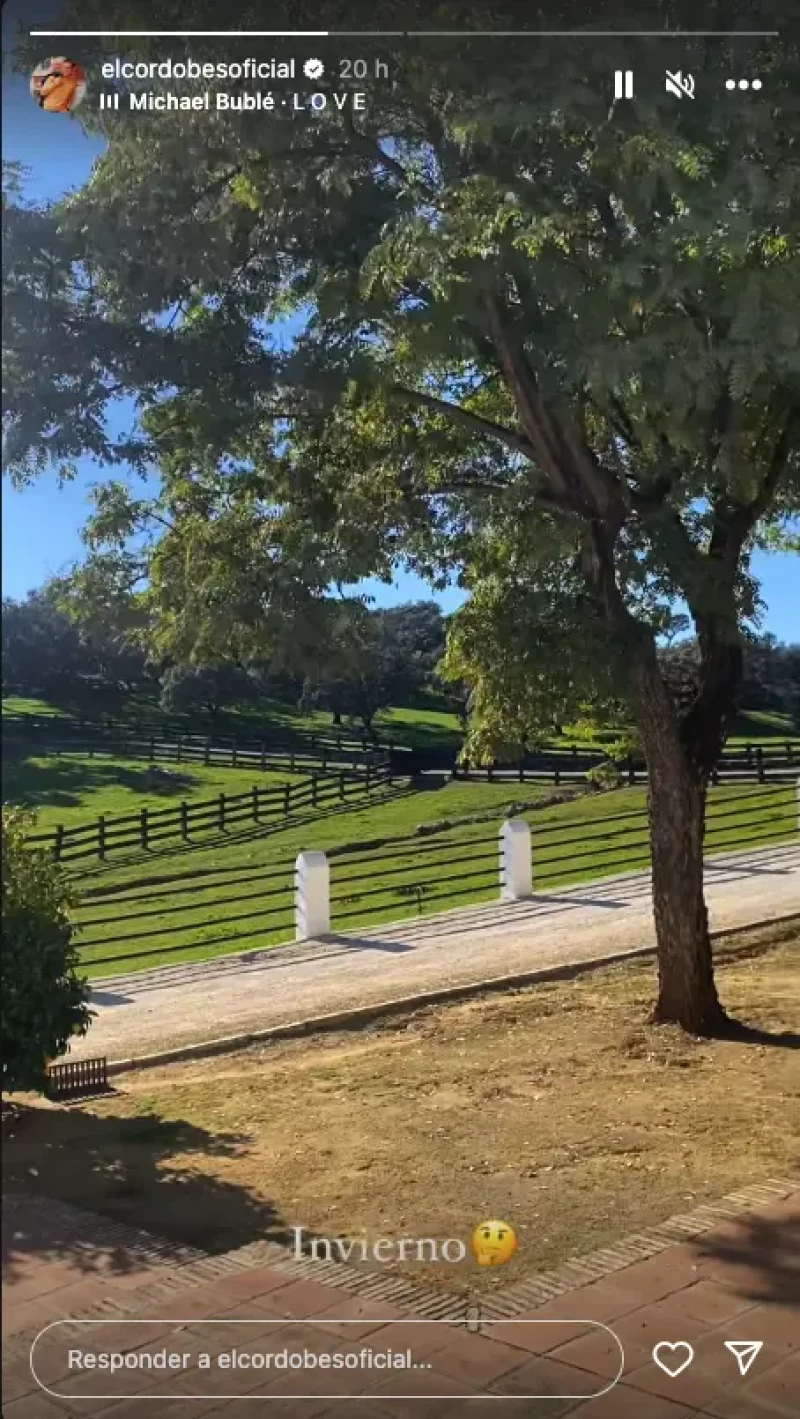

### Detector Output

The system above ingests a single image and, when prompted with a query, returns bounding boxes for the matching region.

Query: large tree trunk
[631,645,731,1035]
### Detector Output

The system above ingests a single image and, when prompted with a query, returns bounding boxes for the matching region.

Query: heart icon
[652,1341,695,1378]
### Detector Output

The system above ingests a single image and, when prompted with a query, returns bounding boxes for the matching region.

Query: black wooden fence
[70,781,797,975]
[392,740,799,783]
[2,711,375,761]
[27,762,393,862]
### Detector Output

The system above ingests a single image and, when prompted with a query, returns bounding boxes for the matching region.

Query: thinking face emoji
[471,1219,518,1267]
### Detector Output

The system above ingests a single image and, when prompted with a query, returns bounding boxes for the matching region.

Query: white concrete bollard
[499,818,533,901]
[295,850,330,940]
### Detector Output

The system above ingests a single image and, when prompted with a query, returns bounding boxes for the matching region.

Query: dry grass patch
[4,923,799,1295]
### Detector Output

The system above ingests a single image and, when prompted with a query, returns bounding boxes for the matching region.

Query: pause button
[614,70,634,99]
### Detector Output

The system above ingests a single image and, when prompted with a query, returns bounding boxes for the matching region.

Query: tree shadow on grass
[2,748,200,812]
[714,1021,800,1050]
[2,748,140,812]
[2,1099,295,1284]
[727,710,798,741]
[693,1200,800,1306]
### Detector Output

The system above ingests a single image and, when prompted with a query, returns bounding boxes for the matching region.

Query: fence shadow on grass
[69,782,418,885]
[2,1101,295,1282]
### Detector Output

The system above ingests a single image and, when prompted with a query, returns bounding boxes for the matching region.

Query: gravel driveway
[71,842,800,1063]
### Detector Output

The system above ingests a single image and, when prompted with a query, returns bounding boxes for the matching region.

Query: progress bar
[30,29,780,38]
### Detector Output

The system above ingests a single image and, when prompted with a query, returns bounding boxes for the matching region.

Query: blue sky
[2,56,797,637]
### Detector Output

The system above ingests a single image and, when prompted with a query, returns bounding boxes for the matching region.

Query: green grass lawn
[67,779,797,978]
[3,748,293,832]
[725,709,799,742]
[4,692,796,751]
[5,696,797,979]
[2,694,73,719]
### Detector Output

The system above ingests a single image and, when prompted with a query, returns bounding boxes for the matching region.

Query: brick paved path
[3,1184,798,1417]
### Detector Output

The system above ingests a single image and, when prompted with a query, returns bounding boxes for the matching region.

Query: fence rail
[2,710,377,760]
[69,781,799,976]
[446,741,799,785]
[27,762,393,862]
[7,709,797,783]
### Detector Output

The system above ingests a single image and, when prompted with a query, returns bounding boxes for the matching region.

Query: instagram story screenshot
[1,1,798,1415]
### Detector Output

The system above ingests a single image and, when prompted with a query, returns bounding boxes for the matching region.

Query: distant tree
[377,602,447,701]
[159,664,257,722]
[1,593,87,697]
[1,808,92,1094]
[46,556,154,695]
[740,636,800,721]
[310,605,393,740]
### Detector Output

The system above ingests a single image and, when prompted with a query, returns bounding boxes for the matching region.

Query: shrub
[1,807,92,1093]
[585,760,624,792]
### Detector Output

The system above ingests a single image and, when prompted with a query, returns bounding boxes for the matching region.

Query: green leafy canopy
[4,1,799,756]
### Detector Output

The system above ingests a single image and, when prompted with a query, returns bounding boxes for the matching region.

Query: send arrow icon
[725,1341,763,1376]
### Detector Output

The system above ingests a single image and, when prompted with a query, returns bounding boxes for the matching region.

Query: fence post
[204,739,211,766]
[252,786,260,824]
[340,770,346,800]
[177,737,182,764]
[98,815,106,860]
[518,758,524,783]
[312,772,319,807]
[627,756,636,786]
[290,748,296,772]
[261,741,267,772]
[295,851,330,940]
[757,746,764,784]
[745,742,753,765]
[232,736,238,768]
[180,800,189,840]
[218,792,226,831]
[54,824,64,862]
[366,762,372,792]
[500,819,533,901]
[487,761,494,783]
[140,806,149,850]
[554,765,561,787]
[284,783,291,816]
[149,736,155,761]
[796,777,800,833]
[321,745,328,772]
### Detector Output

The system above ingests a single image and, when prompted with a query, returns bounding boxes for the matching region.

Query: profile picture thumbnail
[30,58,87,113]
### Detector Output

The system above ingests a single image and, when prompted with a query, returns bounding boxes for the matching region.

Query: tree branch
[342,117,437,199]
[482,292,627,523]
[391,384,537,461]
[708,404,800,568]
